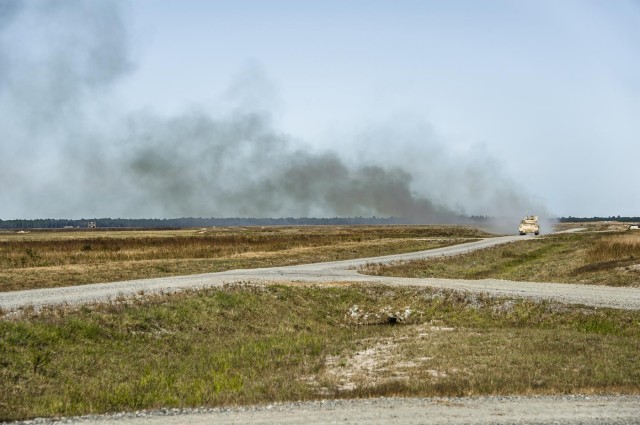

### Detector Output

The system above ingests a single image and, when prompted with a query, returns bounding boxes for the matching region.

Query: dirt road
[10,395,639,424]
[2,235,640,311]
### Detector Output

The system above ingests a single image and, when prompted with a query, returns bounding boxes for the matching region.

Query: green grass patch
[1,285,639,421]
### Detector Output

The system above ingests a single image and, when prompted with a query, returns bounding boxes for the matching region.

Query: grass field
[2,284,639,421]
[0,225,488,292]
[2,223,640,421]
[362,230,640,287]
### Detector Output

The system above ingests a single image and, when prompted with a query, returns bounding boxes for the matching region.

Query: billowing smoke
[113,110,455,221]
[0,0,551,229]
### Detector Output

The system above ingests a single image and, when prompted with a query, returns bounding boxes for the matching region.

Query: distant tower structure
[88,221,97,229]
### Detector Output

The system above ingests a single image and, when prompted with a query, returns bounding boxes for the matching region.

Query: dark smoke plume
[0,0,550,230]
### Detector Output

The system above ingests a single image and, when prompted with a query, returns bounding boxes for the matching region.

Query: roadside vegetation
[1,284,639,421]
[362,230,640,287]
[0,226,488,292]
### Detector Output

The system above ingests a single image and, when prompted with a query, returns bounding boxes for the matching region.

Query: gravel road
[5,233,640,424]
[2,235,640,311]
[13,396,640,425]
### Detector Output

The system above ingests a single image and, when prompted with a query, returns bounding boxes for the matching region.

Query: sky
[1,0,639,221]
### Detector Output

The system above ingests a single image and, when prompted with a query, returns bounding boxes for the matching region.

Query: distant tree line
[0,216,409,229]
[0,216,637,230]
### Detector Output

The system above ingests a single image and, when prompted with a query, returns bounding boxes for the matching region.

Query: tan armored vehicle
[519,215,540,235]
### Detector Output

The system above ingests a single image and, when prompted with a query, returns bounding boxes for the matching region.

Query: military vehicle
[519,215,540,235]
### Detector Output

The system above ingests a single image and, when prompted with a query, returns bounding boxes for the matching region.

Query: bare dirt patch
[307,322,474,395]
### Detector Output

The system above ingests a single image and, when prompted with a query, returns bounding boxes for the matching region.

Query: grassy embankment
[362,230,640,287]
[1,284,639,421]
[0,225,488,292]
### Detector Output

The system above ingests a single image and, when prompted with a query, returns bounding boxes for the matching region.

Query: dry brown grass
[0,225,488,292]
[362,231,640,287]
[586,233,640,262]
[554,221,633,232]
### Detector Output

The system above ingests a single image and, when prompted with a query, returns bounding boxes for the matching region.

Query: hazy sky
[1,0,639,219]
